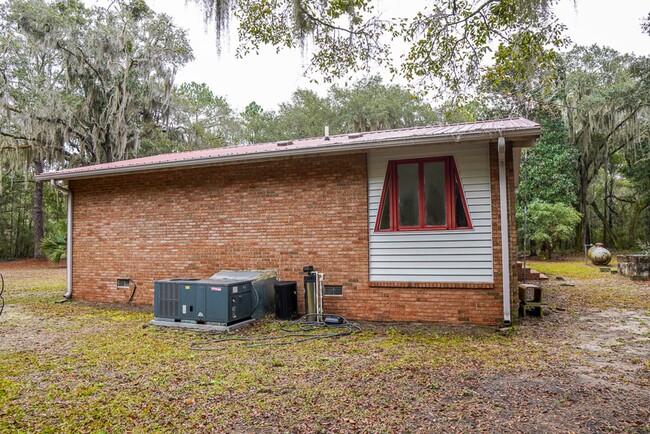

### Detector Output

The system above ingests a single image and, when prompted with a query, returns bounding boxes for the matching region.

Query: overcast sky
[145,0,650,111]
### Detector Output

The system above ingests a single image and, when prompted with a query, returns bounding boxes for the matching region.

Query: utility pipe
[310,270,324,322]
[50,180,73,299]
[316,273,325,322]
[498,137,512,325]
[523,150,528,284]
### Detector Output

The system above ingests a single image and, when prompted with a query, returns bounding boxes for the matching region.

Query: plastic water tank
[274,281,297,320]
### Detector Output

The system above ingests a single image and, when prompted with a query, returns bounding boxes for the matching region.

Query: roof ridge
[228,117,530,149]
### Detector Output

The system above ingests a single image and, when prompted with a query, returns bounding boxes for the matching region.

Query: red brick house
[37,118,540,326]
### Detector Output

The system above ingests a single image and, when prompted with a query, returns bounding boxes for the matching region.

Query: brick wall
[71,154,369,311]
[70,149,517,326]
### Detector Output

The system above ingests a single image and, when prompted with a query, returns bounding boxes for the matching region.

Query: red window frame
[374,156,473,232]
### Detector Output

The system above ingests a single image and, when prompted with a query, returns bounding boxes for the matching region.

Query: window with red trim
[374,156,473,231]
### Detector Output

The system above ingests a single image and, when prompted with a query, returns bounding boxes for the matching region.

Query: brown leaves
[1,258,650,432]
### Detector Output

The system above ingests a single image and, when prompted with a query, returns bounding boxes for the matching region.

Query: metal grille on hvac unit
[154,281,181,319]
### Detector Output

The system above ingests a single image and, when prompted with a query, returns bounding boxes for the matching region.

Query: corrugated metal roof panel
[37,118,540,181]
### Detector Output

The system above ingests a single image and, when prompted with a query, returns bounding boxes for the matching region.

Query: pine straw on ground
[0,259,648,433]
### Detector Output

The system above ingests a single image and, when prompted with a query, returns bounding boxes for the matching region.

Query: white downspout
[50,180,73,299]
[498,137,511,325]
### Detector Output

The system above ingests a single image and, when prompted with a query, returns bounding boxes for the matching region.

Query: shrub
[521,201,581,260]
[637,240,650,254]
[40,221,67,262]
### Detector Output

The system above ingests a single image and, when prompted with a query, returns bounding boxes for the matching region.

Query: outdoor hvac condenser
[154,278,253,326]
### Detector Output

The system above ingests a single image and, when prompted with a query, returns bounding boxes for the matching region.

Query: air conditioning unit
[154,278,253,326]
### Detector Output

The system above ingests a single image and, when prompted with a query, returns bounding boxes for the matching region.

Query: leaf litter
[0,258,648,432]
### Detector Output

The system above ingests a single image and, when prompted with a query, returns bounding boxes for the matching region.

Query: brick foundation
[70,149,517,326]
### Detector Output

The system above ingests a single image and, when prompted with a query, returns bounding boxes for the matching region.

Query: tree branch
[298,6,369,37]
[3,105,87,140]
[605,201,618,217]
[590,200,619,247]
[443,0,500,29]
[604,103,645,144]
[0,130,36,144]
[610,194,636,204]
[56,41,106,91]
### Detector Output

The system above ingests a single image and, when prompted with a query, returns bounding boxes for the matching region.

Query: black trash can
[274,281,297,320]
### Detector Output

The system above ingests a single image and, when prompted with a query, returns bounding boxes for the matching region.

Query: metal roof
[36,118,540,181]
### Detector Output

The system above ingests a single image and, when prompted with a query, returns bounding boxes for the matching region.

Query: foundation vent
[324,285,343,296]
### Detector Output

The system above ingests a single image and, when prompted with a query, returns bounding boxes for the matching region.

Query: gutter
[50,180,73,300]
[497,137,512,326]
[35,127,541,182]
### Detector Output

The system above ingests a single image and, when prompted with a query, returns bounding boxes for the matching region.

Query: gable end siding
[368,143,494,282]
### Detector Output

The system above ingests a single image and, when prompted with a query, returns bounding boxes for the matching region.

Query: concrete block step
[516,261,549,281]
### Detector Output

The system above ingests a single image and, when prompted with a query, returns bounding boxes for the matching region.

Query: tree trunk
[607,191,613,246]
[603,149,608,245]
[14,190,23,258]
[579,160,591,248]
[628,199,650,246]
[33,158,44,259]
[590,200,618,248]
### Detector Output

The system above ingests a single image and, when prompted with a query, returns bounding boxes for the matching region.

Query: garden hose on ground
[189,314,361,351]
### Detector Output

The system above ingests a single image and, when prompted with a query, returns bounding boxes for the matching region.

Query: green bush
[40,221,67,262]
[520,201,581,260]
[637,240,650,254]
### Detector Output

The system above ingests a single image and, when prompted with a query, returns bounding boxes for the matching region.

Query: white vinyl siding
[368,142,494,283]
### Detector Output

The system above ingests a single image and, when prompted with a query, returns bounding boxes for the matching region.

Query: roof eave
[35,126,540,182]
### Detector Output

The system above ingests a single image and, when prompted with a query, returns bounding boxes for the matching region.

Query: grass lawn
[1,259,649,433]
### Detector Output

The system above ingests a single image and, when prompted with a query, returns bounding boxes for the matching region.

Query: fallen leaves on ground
[0,259,648,433]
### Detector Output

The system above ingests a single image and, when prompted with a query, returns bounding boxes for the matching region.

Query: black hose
[189,313,362,351]
[127,279,137,304]
[0,272,4,317]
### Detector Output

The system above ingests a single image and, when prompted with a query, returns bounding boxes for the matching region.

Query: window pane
[424,162,446,226]
[454,178,469,228]
[398,163,419,226]
[378,183,391,230]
